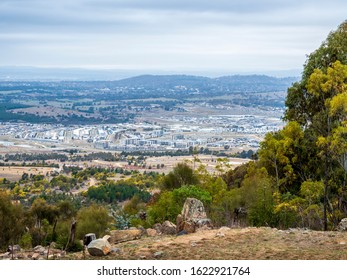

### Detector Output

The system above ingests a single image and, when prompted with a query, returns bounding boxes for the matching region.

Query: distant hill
[0,67,298,93]
[115,74,212,88]
[114,74,298,93]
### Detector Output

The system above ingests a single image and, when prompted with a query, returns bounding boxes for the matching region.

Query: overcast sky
[1,0,347,76]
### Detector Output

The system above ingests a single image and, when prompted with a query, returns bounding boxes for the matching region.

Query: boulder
[177,214,187,233]
[102,235,111,242]
[33,245,45,254]
[196,218,213,228]
[146,228,158,237]
[31,253,40,260]
[153,223,162,234]
[129,227,138,230]
[153,251,164,258]
[0,252,10,260]
[337,218,347,231]
[87,238,111,256]
[176,198,212,234]
[8,245,21,253]
[108,229,142,244]
[181,198,207,221]
[83,233,96,246]
[182,221,195,234]
[161,220,177,235]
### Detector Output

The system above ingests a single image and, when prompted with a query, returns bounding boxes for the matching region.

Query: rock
[83,233,96,246]
[182,221,196,234]
[8,244,21,253]
[216,232,225,238]
[31,252,40,260]
[102,235,111,242]
[196,218,213,228]
[137,226,146,235]
[177,230,188,236]
[161,220,177,235]
[153,223,162,234]
[146,228,158,237]
[129,227,138,230]
[49,242,57,249]
[110,248,121,254]
[337,218,347,231]
[0,252,10,259]
[109,229,142,244]
[219,226,231,232]
[181,198,207,221]
[153,251,164,258]
[87,238,111,256]
[177,198,213,234]
[33,245,45,254]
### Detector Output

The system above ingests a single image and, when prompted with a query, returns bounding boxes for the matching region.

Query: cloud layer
[1,0,347,74]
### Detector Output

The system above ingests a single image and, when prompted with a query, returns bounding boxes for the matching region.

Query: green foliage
[259,121,304,194]
[76,204,112,239]
[0,191,25,250]
[147,192,180,225]
[110,208,136,230]
[50,175,78,192]
[19,232,32,249]
[30,198,58,227]
[86,181,151,203]
[160,162,199,190]
[147,185,212,225]
[240,164,275,226]
[172,185,212,206]
[123,195,146,216]
[300,181,324,204]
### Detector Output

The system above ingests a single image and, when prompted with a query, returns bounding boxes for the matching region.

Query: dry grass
[75,227,347,260]
[0,166,57,181]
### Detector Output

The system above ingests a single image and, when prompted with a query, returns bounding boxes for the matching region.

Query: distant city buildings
[0,114,283,152]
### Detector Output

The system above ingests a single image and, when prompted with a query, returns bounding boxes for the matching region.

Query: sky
[1,0,347,76]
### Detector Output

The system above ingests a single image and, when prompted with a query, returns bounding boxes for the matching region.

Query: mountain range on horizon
[0,66,301,82]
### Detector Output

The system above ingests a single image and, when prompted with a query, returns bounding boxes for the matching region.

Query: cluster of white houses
[0,114,283,151]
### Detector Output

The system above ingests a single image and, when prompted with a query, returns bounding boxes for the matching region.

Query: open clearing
[0,166,58,181]
[69,227,347,260]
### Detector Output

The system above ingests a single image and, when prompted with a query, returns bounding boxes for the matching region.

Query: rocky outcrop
[181,198,208,221]
[153,223,162,234]
[177,198,212,233]
[146,228,158,237]
[109,229,143,244]
[87,238,111,256]
[161,221,177,235]
[337,218,347,231]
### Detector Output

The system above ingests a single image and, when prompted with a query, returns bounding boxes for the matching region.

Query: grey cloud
[1,0,346,33]
[0,0,347,72]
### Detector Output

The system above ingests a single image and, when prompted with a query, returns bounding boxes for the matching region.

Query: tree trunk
[65,219,77,251]
[323,158,328,231]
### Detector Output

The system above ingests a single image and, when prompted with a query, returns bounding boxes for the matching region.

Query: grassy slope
[70,227,347,260]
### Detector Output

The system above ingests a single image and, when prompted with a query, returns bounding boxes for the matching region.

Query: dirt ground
[72,227,347,260]
[144,155,250,174]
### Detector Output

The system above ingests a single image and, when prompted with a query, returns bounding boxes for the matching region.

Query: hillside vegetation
[1,21,347,257]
